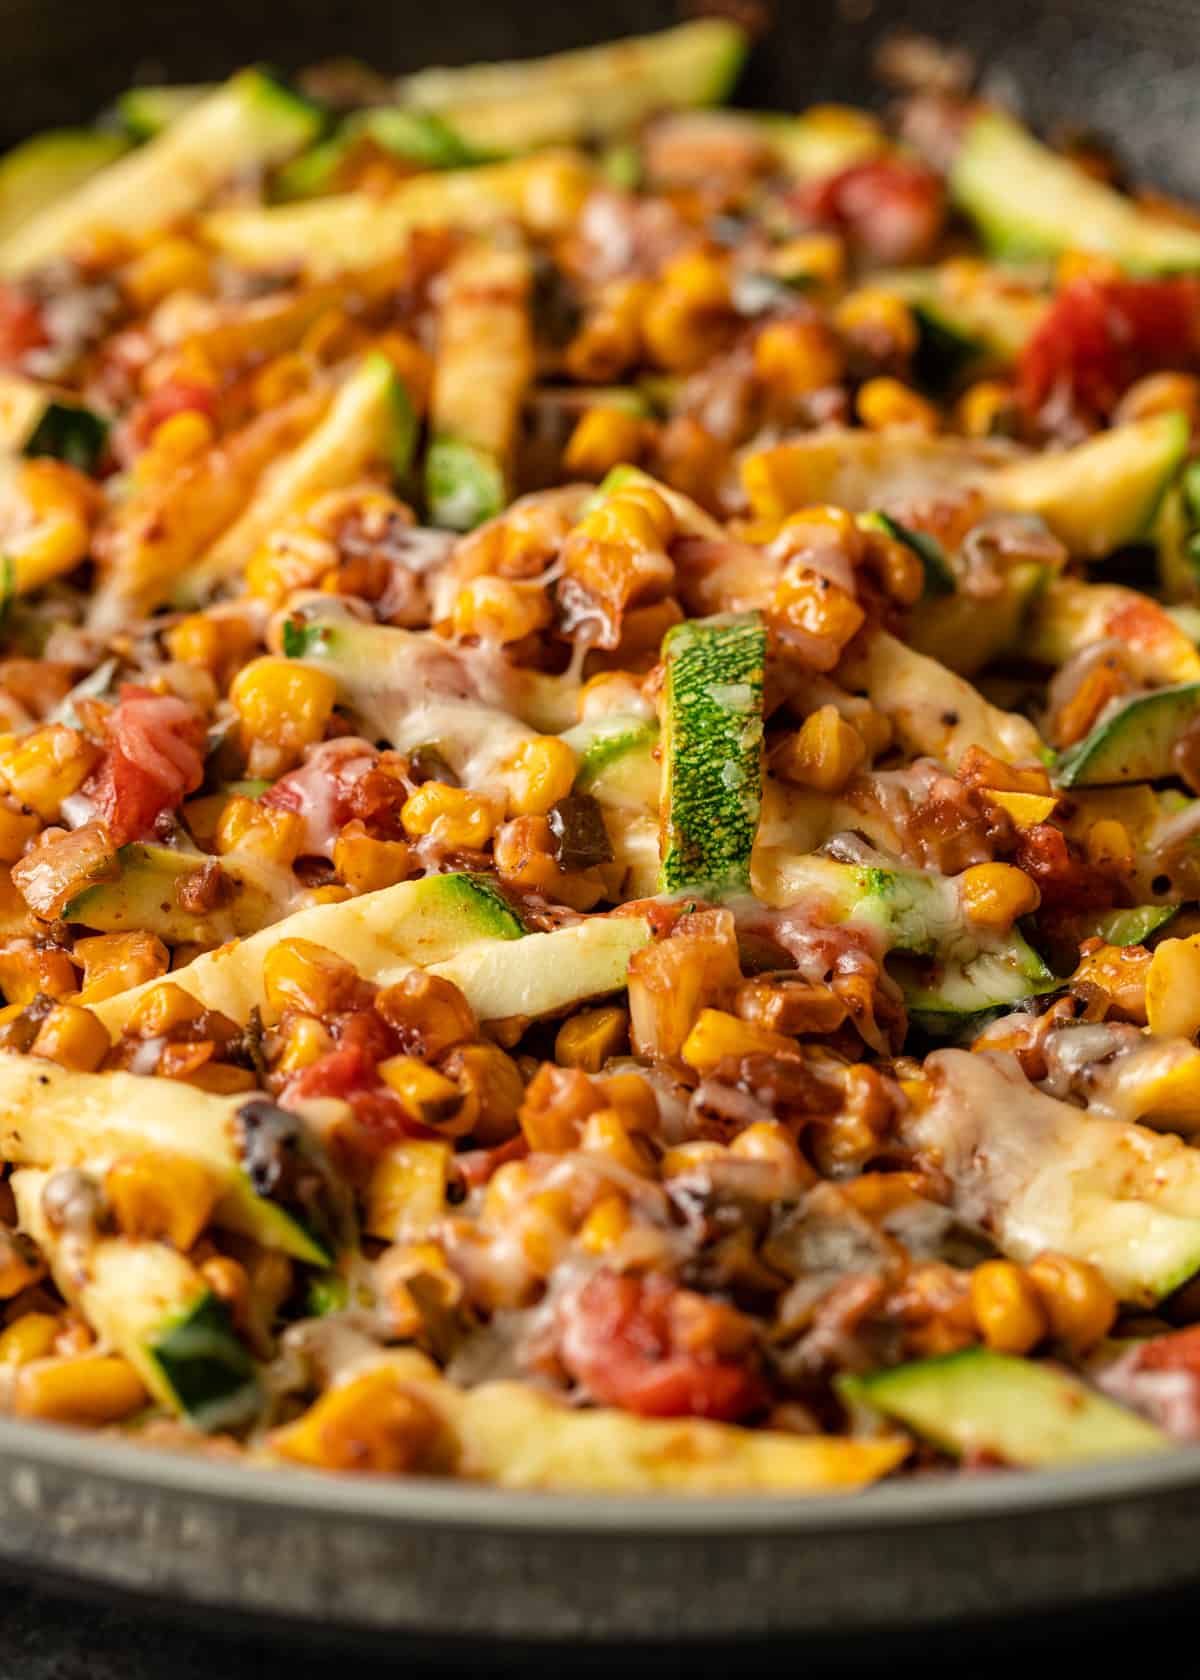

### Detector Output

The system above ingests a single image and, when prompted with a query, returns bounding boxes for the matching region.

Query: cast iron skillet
[4,0,1200,1643]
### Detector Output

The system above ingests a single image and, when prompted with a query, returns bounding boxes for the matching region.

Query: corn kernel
[555,1006,629,1073]
[0,726,98,822]
[333,820,412,894]
[273,1012,334,1077]
[956,380,1018,438]
[957,862,1041,931]
[519,1186,575,1275]
[564,407,646,480]
[451,576,551,643]
[365,1139,454,1241]
[400,782,501,850]
[834,288,919,356]
[271,1366,444,1473]
[1148,934,1200,1039]
[1085,819,1135,873]
[1056,250,1122,287]
[0,1312,61,1367]
[251,351,314,412]
[106,1151,218,1251]
[769,568,865,665]
[565,277,652,382]
[577,1193,630,1255]
[163,613,223,672]
[661,1140,727,1177]
[681,1008,797,1073]
[1117,370,1200,426]
[728,1120,812,1192]
[0,1230,45,1297]
[580,1107,654,1175]
[600,1070,658,1133]
[518,1062,601,1152]
[124,980,203,1038]
[76,931,169,1004]
[378,1056,466,1131]
[230,657,338,766]
[1026,1253,1117,1352]
[0,800,39,866]
[482,1159,533,1223]
[771,706,866,793]
[642,249,733,373]
[263,938,362,1020]
[969,1260,1048,1354]
[215,796,304,867]
[856,377,939,433]
[145,408,215,468]
[13,1354,147,1425]
[753,318,844,397]
[500,736,577,819]
[122,236,212,310]
[182,1062,259,1095]
[985,789,1059,828]
[439,1041,524,1146]
[0,941,78,1005]
[375,971,477,1059]
[29,1002,110,1072]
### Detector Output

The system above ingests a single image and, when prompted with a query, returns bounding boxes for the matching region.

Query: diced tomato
[1130,1325,1200,1375]
[1011,822,1115,912]
[261,738,380,858]
[557,1270,766,1421]
[0,284,48,368]
[280,1041,431,1146]
[84,686,206,846]
[797,159,945,264]
[1018,277,1200,417]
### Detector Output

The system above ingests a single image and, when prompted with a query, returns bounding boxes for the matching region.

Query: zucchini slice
[742,417,1188,559]
[0,129,129,245]
[951,108,1200,273]
[1026,578,1200,686]
[13,1169,259,1430]
[276,108,480,201]
[843,1349,1165,1467]
[0,374,109,472]
[95,883,648,1037]
[426,240,533,530]
[0,69,321,277]
[659,611,765,895]
[861,632,1045,769]
[0,1053,333,1264]
[397,20,747,149]
[177,351,416,606]
[202,151,591,280]
[906,1047,1200,1302]
[62,841,284,945]
[988,412,1190,559]
[116,84,210,140]
[858,510,955,597]
[1054,683,1200,787]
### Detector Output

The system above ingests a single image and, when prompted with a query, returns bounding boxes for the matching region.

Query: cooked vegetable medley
[5,21,1200,1494]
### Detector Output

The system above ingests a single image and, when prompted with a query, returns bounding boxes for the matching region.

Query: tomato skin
[84,686,206,846]
[1131,1325,1200,1375]
[261,739,379,859]
[279,1033,434,1145]
[798,159,945,264]
[557,1270,766,1421]
[1018,277,1200,416]
[0,284,48,367]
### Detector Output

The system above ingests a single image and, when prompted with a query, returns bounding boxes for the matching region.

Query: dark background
[4,0,1200,1669]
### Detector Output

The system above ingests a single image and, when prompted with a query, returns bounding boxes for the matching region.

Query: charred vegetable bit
[3,19,1200,1494]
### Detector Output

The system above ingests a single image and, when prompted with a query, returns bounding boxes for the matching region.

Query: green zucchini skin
[149,1289,261,1431]
[951,109,1200,273]
[841,1349,1165,1467]
[659,611,765,896]
[0,129,129,243]
[859,511,955,598]
[426,436,507,531]
[1054,683,1200,787]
